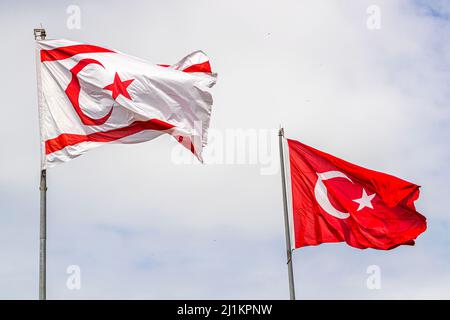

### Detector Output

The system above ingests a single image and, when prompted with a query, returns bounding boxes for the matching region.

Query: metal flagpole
[278,127,296,300]
[34,27,47,300]
[39,169,47,300]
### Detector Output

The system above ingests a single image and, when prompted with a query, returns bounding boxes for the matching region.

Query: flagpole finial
[34,28,46,40]
[278,127,285,137]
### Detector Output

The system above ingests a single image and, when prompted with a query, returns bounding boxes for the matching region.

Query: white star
[352,188,376,211]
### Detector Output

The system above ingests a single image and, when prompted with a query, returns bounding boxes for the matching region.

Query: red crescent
[65,58,113,126]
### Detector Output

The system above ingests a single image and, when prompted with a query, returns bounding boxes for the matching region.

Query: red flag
[286,139,426,250]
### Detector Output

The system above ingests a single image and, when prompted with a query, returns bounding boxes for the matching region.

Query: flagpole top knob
[278,127,285,137]
[34,28,46,40]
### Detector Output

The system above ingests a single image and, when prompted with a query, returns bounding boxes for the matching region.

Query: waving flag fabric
[36,39,216,168]
[286,139,427,250]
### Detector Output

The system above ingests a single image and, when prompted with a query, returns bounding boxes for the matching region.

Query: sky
[0,0,449,299]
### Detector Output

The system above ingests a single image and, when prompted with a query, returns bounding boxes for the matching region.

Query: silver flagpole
[278,127,296,300]
[34,27,47,300]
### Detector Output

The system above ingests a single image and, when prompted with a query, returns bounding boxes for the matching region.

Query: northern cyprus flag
[36,39,217,168]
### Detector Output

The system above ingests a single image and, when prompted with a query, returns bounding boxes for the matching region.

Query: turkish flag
[286,139,427,250]
[36,39,216,168]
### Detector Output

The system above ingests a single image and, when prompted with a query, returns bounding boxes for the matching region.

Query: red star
[103,72,134,100]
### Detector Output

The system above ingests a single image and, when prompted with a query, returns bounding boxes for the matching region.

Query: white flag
[36,39,217,168]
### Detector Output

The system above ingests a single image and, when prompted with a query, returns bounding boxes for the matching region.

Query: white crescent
[314,171,353,219]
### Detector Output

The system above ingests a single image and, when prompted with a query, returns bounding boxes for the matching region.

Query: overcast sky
[0,0,449,299]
